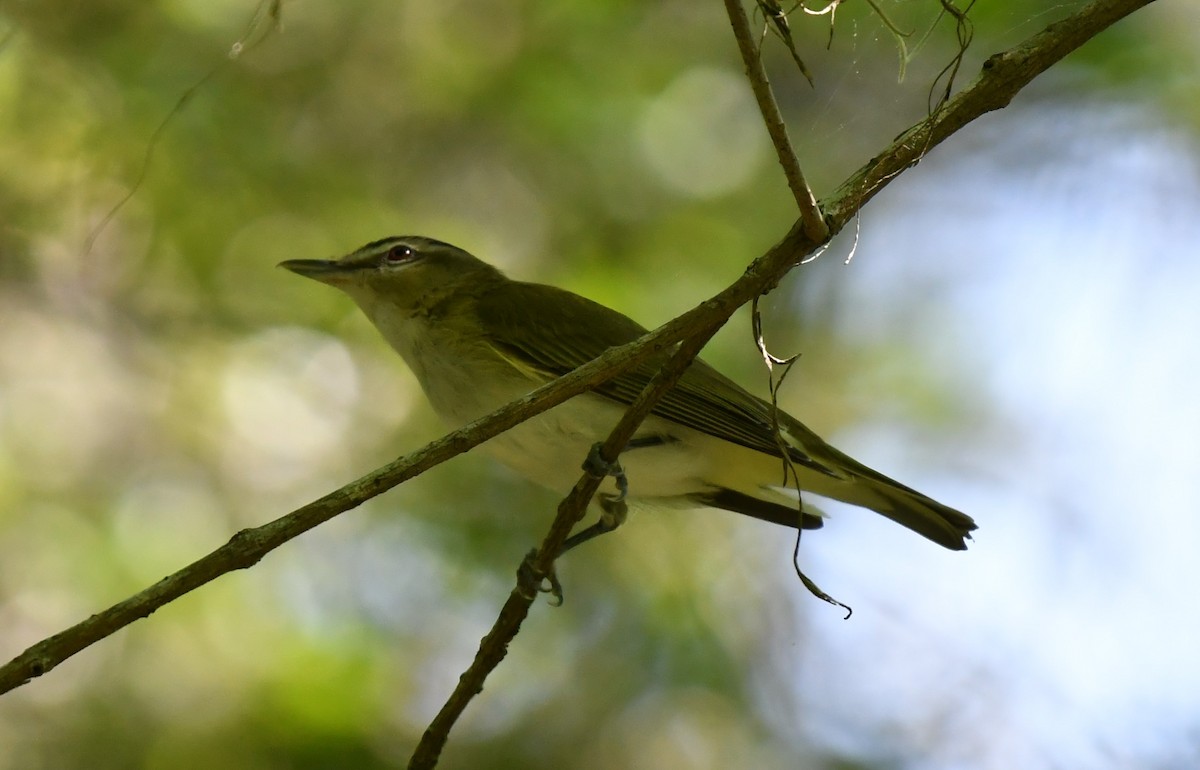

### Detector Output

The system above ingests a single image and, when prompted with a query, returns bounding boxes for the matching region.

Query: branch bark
[0,276,753,695]
[723,0,827,241]
[412,0,1154,763]
[413,1,1155,764]
[0,8,1156,763]
[408,321,726,770]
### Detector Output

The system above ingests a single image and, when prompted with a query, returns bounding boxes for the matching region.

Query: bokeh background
[2,1,1198,768]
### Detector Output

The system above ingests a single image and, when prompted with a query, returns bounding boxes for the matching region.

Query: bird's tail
[858,478,976,550]
[767,414,977,549]
[817,443,977,550]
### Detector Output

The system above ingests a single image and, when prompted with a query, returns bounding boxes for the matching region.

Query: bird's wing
[476,281,841,477]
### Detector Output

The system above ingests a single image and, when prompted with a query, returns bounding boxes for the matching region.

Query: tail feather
[697,481,975,550]
[691,488,824,530]
[864,484,976,550]
[774,418,977,549]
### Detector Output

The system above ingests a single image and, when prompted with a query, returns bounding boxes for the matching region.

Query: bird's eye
[384,245,413,264]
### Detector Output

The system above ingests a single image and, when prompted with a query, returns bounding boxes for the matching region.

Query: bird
[279,235,976,555]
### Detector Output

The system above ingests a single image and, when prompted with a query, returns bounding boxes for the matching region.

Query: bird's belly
[418,353,793,504]
[464,395,713,500]
[399,330,718,498]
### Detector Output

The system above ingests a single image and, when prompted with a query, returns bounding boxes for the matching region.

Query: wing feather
[476,282,838,476]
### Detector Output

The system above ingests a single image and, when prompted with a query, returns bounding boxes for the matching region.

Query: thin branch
[408,0,1154,762]
[83,0,282,256]
[725,0,828,241]
[924,1,977,111]
[0,0,1155,730]
[820,0,1154,229]
[755,0,816,86]
[0,268,767,695]
[409,323,725,770]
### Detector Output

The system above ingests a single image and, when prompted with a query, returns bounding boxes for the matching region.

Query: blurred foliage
[0,1,1192,768]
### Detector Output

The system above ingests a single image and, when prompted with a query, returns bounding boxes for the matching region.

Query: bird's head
[279,235,504,319]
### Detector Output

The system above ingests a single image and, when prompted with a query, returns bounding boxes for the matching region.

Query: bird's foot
[517,549,564,606]
[581,442,628,502]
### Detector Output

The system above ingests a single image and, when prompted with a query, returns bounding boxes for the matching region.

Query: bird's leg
[557,495,626,556]
[524,438,674,605]
[567,442,630,555]
[581,441,629,503]
[516,443,628,606]
[566,436,678,556]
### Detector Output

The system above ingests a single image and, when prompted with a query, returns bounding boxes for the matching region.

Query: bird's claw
[582,442,628,501]
[517,549,564,606]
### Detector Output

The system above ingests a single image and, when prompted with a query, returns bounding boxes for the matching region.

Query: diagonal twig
[408,320,727,770]
[405,0,1155,762]
[0,0,1155,734]
[724,0,828,241]
[0,257,785,696]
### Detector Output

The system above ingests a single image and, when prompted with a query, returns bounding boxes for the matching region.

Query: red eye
[385,245,413,264]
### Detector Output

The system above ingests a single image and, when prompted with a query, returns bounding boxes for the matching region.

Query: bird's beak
[278,258,357,285]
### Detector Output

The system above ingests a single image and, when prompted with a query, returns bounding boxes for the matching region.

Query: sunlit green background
[1,2,1197,768]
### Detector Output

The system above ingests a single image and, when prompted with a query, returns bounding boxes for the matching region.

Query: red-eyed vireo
[280,236,976,553]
